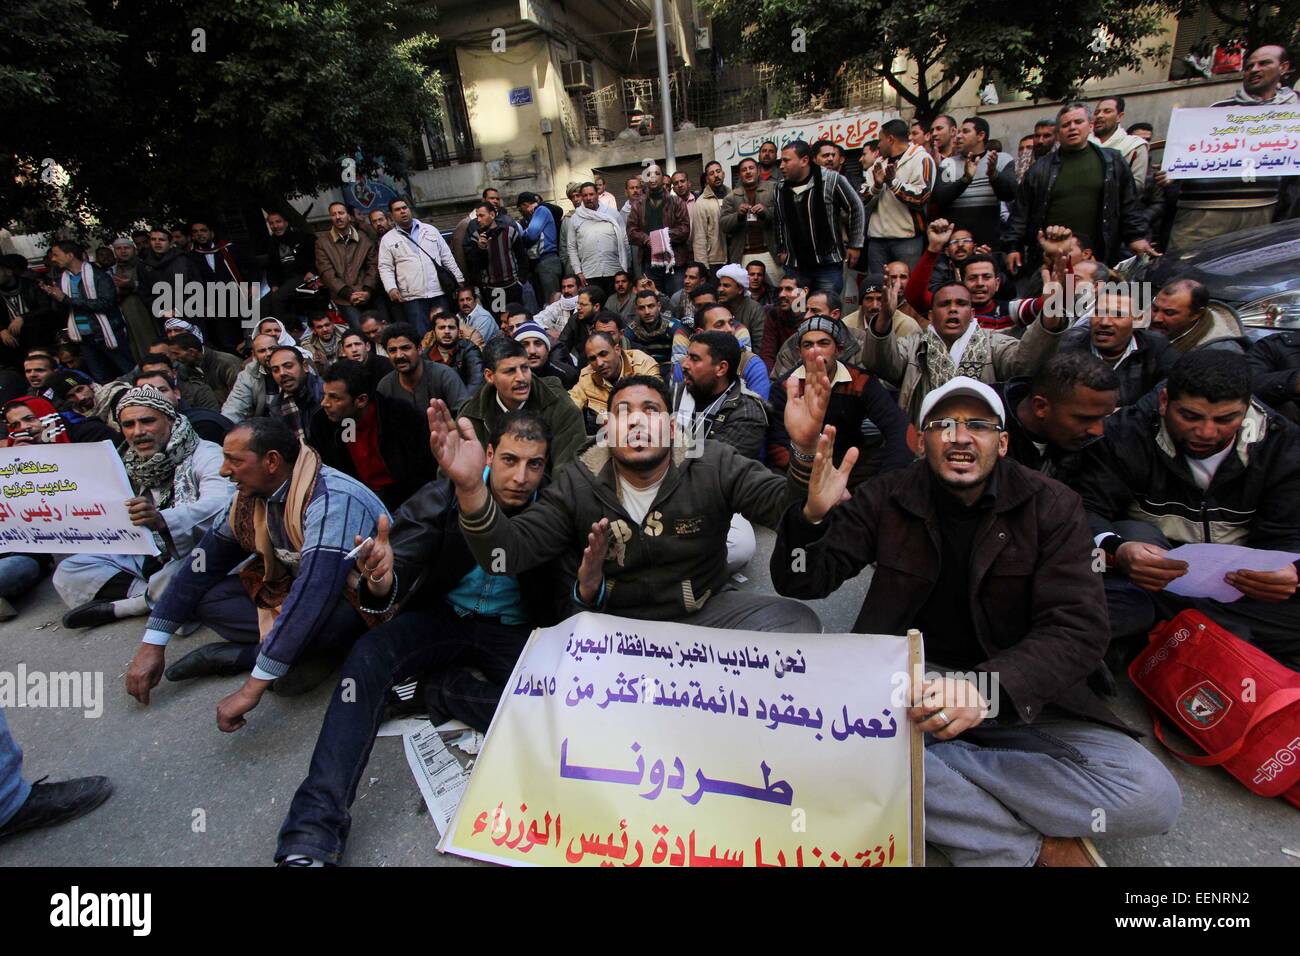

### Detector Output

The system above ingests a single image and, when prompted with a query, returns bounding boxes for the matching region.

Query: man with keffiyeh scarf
[54,385,232,630]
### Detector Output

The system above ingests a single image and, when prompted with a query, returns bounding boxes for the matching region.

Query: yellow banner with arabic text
[438,612,923,867]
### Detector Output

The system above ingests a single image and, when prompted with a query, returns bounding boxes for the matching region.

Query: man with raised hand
[425,364,833,632]
[771,376,1181,866]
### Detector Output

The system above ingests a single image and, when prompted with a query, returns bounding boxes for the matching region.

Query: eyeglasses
[923,417,1003,435]
[946,238,975,247]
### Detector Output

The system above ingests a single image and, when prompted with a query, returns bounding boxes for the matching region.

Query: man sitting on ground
[55,385,232,630]
[1077,350,1300,670]
[768,316,914,486]
[267,346,323,444]
[221,332,282,422]
[302,314,346,371]
[998,351,1120,484]
[1149,279,1247,355]
[1059,288,1175,407]
[423,311,483,389]
[428,373,826,632]
[771,376,1181,866]
[513,320,578,390]
[864,280,1065,422]
[569,330,661,434]
[307,359,434,510]
[125,418,388,726]
[340,328,393,385]
[458,337,586,470]
[166,329,241,406]
[683,305,772,400]
[376,323,471,429]
[274,410,564,867]
[623,288,689,381]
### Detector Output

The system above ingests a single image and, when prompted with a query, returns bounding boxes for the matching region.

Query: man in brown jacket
[772,376,1181,867]
[315,201,379,329]
[626,165,692,298]
[719,158,780,280]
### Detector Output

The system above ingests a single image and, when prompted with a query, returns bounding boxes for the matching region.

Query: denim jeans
[401,297,445,338]
[275,605,530,864]
[0,556,42,600]
[784,262,844,295]
[925,716,1181,866]
[531,253,563,303]
[866,235,924,277]
[335,304,366,332]
[78,337,134,382]
[0,707,31,828]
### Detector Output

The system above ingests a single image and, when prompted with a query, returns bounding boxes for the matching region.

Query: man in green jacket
[428,366,835,631]
[457,336,586,471]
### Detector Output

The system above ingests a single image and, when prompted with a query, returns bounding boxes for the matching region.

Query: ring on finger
[934,710,950,727]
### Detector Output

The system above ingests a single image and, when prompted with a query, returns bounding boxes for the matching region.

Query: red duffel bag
[1128,609,1300,808]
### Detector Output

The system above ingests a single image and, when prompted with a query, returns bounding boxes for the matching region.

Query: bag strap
[1150,687,1300,767]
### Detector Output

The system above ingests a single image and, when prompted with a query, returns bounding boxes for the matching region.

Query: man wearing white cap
[716,262,767,352]
[772,375,1182,867]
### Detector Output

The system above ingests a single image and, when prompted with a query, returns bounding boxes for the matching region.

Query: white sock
[112,595,150,619]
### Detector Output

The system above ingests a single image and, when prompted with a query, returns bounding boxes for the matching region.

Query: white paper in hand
[1162,543,1300,603]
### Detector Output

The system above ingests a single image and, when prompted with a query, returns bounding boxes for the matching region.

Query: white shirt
[1186,445,1233,491]
[617,472,666,526]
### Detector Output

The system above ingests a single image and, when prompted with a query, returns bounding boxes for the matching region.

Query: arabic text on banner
[1161,104,1300,180]
[0,441,160,555]
[438,612,923,867]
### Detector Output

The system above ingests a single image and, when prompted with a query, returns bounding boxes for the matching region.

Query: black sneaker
[0,776,113,839]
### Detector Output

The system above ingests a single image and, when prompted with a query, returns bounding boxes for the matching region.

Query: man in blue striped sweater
[123,417,388,731]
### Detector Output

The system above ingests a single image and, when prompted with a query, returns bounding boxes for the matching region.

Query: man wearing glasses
[377,198,464,337]
[771,376,1181,867]
[904,219,1012,331]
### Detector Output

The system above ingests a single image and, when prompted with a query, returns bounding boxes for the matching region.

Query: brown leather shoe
[1035,836,1107,867]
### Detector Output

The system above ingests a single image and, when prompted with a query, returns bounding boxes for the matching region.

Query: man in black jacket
[260,211,319,328]
[771,375,1180,866]
[275,410,562,867]
[1246,331,1300,421]
[998,352,1119,485]
[307,359,434,511]
[1078,350,1300,669]
[1002,102,1155,286]
[1058,287,1175,407]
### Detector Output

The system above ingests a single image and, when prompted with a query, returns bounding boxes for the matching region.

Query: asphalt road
[2,527,1297,867]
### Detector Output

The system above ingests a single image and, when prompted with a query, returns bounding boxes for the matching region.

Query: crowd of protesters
[2,43,1298,868]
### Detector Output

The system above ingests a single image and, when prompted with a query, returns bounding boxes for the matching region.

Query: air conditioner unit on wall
[562,60,595,92]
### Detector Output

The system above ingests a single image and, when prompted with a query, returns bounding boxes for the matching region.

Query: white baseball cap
[917,376,1005,428]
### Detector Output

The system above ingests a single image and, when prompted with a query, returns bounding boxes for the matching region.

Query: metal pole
[653,0,676,175]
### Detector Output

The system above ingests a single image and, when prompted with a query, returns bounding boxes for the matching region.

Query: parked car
[1135,218,1300,341]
